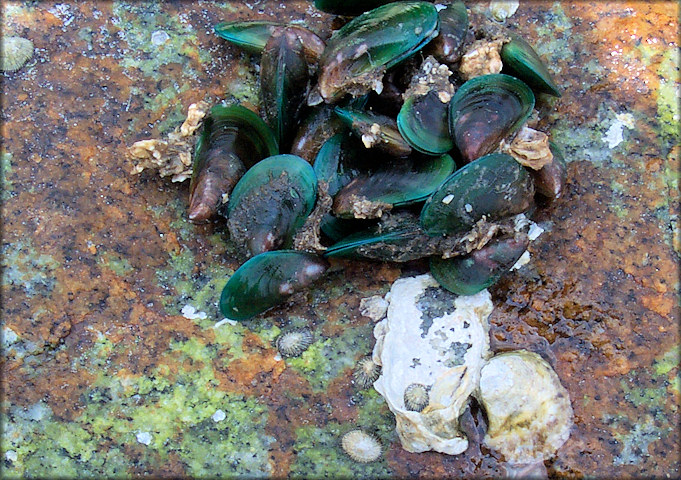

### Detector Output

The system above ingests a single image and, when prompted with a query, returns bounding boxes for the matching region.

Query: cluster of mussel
[189,1,567,321]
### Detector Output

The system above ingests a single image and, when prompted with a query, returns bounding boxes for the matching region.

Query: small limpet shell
[403,383,429,412]
[1,36,34,72]
[353,356,381,389]
[341,429,382,463]
[275,328,313,358]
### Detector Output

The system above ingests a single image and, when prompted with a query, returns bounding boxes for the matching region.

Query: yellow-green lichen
[655,47,680,147]
[1,240,60,298]
[654,347,680,376]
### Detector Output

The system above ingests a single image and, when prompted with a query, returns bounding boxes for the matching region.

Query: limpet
[1,36,34,72]
[274,328,313,357]
[341,429,382,463]
[403,383,429,412]
[353,356,381,389]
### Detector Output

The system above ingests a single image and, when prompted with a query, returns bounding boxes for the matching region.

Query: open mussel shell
[214,21,284,54]
[449,74,534,163]
[189,104,278,223]
[430,234,529,295]
[334,106,412,157]
[420,152,534,236]
[317,1,439,103]
[397,90,454,155]
[261,27,312,148]
[426,0,469,65]
[501,36,561,97]
[227,155,317,256]
[333,153,456,219]
[220,250,329,321]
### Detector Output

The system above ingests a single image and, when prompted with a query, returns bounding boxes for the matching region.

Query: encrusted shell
[275,328,313,357]
[1,36,34,72]
[341,429,382,463]
[477,350,573,464]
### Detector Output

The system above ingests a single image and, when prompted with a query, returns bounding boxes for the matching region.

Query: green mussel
[214,21,284,54]
[333,153,455,219]
[316,1,439,103]
[189,104,278,223]
[420,152,534,236]
[426,0,469,65]
[334,106,412,157]
[227,154,317,256]
[220,250,329,320]
[501,35,561,97]
[448,73,534,163]
[430,234,529,295]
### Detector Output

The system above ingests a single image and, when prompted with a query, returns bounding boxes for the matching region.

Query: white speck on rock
[151,30,170,46]
[136,431,152,445]
[510,250,531,270]
[181,304,207,320]
[212,409,226,422]
[5,450,17,462]
[214,318,238,328]
[603,113,634,149]
[528,223,545,241]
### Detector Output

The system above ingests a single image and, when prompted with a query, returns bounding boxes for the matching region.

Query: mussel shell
[334,106,412,157]
[220,250,329,320]
[397,89,454,155]
[189,104,278,223]
[430,234,529,296]
[317,1,440,102]
[501,36,561,97]
[214,21,284,54]
[313,133,365,197]
[420,152,534,236]
[426,0,469,65]
[260,27,311,148]
[532,141,567,200]
[333,153,456,219]
[448,74,534,163]
[227,154,318,256]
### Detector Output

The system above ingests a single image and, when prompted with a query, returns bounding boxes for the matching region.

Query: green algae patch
[1,150,14,200]
[98,251,133,276]
[287,323,374,393]
[292,423,393,477]
[655,347,680,376]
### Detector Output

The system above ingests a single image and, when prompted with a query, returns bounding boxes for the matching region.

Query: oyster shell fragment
[372,274,493,455]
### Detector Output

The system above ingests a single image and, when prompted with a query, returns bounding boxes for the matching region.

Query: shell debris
[1,36,34,72]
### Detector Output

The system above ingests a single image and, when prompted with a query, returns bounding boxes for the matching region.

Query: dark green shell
[318,2,439,102]
[427,0,468,64]
[501,36,561,97]
[420,152,534,236]
[333,154,455,218]
[220,250,329,320]
[334,106,412,157]
[214,21,283,54]
[260,27,311,148]
[397,90,454,155]
[430,235,529,295]
[189,104,278,222]
[448,74,534,163]
[227,155,318,256]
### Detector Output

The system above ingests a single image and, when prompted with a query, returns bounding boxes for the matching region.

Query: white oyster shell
[372,274,493,455]
[477,350,573,464]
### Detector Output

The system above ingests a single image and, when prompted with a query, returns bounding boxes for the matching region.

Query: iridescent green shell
[189,104,278,223]
[220,251,329,320]
[420,153,534,236]
[448,74,534,163]
[430,235,529,295]
[214,21,283,54]
[427,0,468,64]
[501,36,561,97]
[317,1,440,102]
[227,155,318,256]
[397,90,454,155]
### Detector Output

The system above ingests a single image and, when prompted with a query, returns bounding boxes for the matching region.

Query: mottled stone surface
[1,1,678,478]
